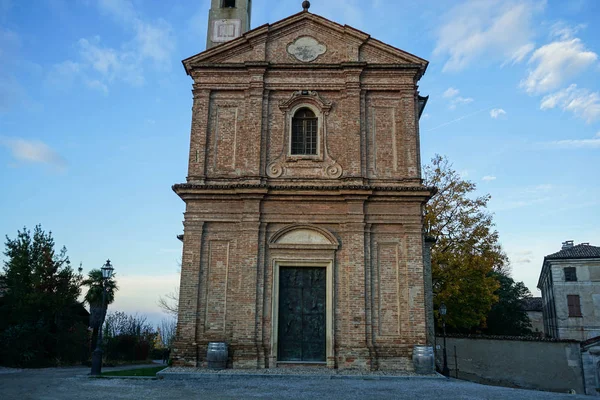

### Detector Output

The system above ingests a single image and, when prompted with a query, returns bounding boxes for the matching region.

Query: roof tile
[545,244,600,260]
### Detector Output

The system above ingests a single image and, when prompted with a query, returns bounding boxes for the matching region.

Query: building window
[567,295,582,317]
[564,267,577,282]
[291,108,318,155]
[222,0,235,8]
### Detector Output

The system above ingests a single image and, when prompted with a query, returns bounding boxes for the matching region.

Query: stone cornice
[188,62,422,72]
[173,182,436,195]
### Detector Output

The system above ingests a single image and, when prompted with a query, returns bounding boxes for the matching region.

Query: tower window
[222,0,236,7]
[291,108,318,155]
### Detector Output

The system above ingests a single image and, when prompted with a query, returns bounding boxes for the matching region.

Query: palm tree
[82,268,118,353]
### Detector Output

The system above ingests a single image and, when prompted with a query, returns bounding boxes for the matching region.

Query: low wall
[435,336,584,394]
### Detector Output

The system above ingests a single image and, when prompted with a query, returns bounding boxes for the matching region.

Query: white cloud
[78,37,120,76]
[441,86,473,110]
[596,132,600,138]
[97,0,137,23]
[134,19,175,66]
[449,96,474,110]
[85,79,109,94]
[443,87,460,98]
[532,184,554,192]
[544,137,600,149]
[490,108,507,118]
[97,0,175,67]
[540,84,600,123]
[520,38,598,94]
[49,0,175,93]
[504,43,535,66]
[76,37,144,86]
[482,175,497,181]
[433,0,543,72]
[0,137,66,169]
[550,21,586,41]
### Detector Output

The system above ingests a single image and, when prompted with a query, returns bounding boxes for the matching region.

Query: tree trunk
[90,326,99,353]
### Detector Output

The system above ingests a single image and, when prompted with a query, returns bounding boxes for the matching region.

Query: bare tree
[157,286,179,317]
[158,318,177,348]
[158,259,180,317]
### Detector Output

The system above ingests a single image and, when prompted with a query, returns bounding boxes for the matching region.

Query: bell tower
[206,0,252,49]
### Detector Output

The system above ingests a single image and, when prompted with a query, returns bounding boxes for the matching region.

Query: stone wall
[549,260,600,341]
[435,336,585,394]
[581,336,600,395]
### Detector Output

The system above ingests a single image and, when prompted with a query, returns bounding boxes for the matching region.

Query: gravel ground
[0,365,591,400]
[161,366,425,376]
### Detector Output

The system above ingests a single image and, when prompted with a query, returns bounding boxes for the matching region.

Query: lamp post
[90,259,114,376]
[439,302,450,377]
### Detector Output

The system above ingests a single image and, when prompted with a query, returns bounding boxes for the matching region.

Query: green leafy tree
[424,155,505,331]
[0,225,87,367]
[483,272,533,335]
[82,268,118,352]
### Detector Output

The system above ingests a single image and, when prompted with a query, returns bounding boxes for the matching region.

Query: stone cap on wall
[437,333,580,343]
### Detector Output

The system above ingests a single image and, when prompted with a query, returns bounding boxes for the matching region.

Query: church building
[172,0,433,370]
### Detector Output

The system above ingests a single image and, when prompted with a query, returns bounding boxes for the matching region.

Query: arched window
[291,108,318,155]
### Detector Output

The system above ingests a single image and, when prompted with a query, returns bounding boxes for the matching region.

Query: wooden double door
[278,267,326,362]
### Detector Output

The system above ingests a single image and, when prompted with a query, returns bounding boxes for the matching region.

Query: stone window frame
[279,91,332,163]
[564,267,577,282]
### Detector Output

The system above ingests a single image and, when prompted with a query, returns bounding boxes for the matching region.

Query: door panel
[278,267,326,362]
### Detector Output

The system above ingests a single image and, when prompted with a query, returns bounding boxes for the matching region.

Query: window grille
[291,108,318,155]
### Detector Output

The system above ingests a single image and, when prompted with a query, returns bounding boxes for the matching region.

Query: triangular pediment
[182,11,428,73]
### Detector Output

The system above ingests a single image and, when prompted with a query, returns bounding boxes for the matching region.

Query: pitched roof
[521,297,542,312]
[545,243,600,260]
[182,11,428,74]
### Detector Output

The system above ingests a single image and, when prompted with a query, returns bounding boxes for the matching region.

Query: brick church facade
[172,1,433,370]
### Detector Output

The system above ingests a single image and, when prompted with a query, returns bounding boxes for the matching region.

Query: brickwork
[172,11,432,370]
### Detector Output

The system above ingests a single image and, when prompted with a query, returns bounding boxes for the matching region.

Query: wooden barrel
[207,342,228,369]
[412,345,434,374]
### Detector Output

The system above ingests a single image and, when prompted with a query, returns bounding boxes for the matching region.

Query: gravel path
[0,365,590,400]
[160,366,426,377]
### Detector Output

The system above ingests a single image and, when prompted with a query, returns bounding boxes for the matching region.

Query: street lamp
[439,302,450,377]
[90,259,114,376]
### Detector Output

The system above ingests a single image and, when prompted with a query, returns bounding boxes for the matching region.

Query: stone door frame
[270,258,334,367]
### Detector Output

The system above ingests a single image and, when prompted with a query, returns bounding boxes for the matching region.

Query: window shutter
[567,295,582,317]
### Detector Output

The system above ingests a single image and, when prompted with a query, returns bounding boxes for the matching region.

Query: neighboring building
[538,241,600,341]
[171,1,433,370]
[521,297,543,335]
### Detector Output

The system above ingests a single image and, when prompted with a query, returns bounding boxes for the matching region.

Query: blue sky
[1,0,599,324]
